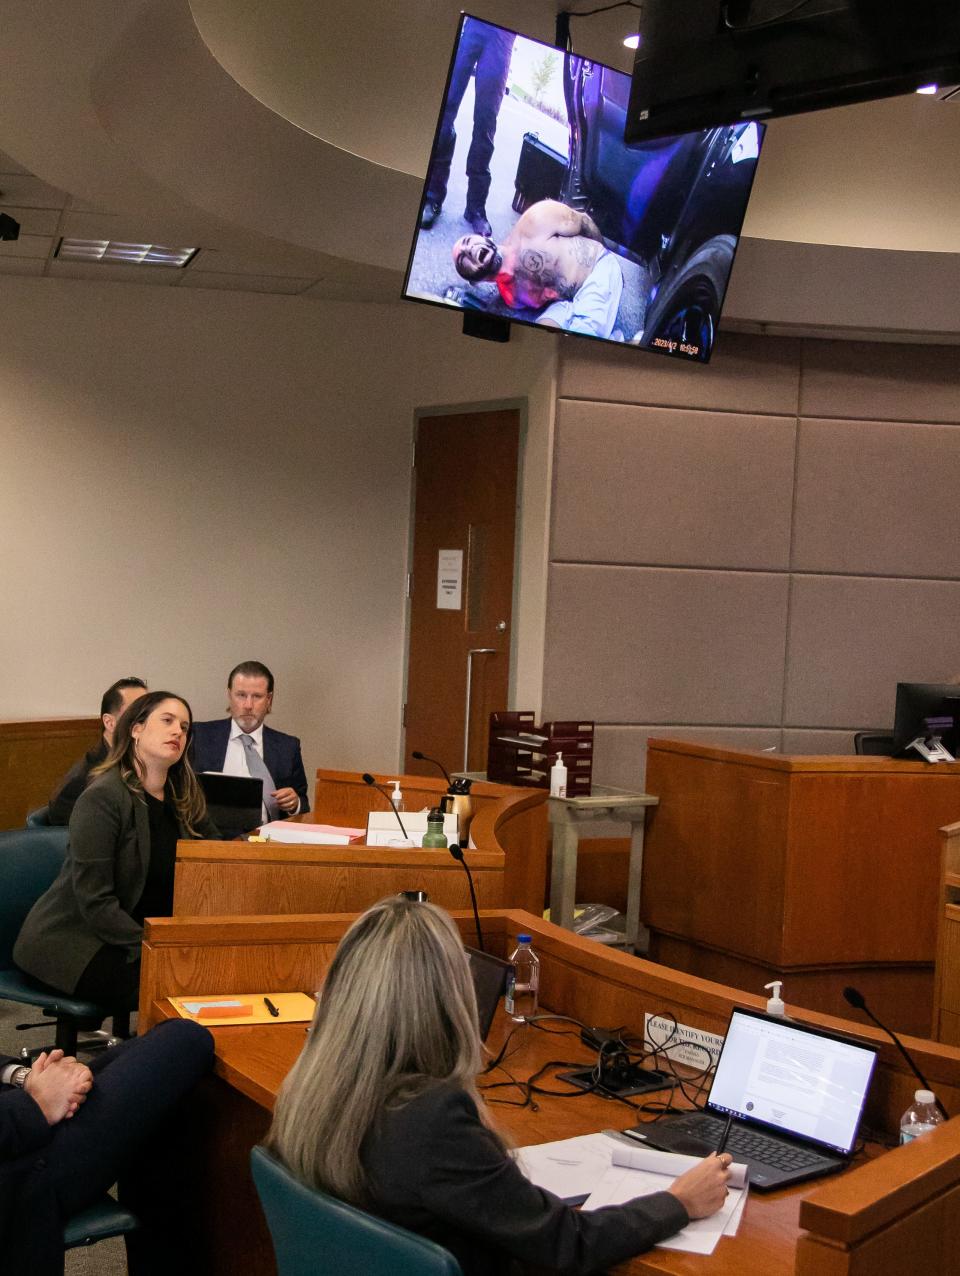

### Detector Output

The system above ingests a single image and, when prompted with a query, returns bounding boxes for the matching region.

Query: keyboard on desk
[636,1111,845,1190]
[671,1114,828,1170]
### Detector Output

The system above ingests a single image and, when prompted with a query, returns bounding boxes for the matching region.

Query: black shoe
[464,208,492,237]
[420,201,442,229]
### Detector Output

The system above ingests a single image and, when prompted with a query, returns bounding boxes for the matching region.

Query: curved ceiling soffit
[186,0,565,176]
[91,0,419,270]
[0,0,211,228]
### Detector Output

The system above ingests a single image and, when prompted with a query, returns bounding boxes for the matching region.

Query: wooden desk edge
[799,1119,960,1243]
[176,840,504,869]
[647,737,960,775]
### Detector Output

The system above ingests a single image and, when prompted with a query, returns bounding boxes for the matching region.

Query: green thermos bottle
[422,806,448,848]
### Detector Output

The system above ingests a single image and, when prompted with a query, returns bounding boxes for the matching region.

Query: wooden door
[404,409,520,777]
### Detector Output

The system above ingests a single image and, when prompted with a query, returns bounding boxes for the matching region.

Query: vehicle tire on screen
[642,234,736,361]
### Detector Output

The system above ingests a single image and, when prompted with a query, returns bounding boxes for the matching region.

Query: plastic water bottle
[505,934,540,1021]
[899,1089,944,1144]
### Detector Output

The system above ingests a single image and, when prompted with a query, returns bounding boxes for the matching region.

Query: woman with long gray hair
[268,896,731,1275]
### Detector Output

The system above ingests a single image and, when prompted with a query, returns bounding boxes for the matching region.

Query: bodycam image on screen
[401,14,765,362]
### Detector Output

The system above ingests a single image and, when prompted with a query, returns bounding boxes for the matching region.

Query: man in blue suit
[191,661,310,820]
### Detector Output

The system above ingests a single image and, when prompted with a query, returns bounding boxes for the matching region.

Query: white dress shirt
[222,720,299,821]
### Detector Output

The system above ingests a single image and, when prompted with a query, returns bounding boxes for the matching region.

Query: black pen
[263,996,280,1018]
[716,1112,734,1155]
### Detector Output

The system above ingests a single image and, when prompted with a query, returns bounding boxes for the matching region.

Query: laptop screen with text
[708,1009,878,1157]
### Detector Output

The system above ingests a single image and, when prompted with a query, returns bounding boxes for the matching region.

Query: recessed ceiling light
[55,238,198,266]
[623,34,642,50]
[916,83,938,94]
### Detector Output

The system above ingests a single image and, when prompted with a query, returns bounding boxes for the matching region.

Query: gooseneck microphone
[449,842,485,952]
[412,750,453,786]
[361,772,409,841]
[842,986,949,1120]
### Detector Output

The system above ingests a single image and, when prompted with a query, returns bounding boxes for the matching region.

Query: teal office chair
[250,1146,463,1276]
[25,805,54,827]
[0,827,129,1056]
[64,1197,139,1251]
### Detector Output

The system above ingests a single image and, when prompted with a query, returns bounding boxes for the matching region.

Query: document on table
[583,1144,748,1255]
[514,1133,619,1203]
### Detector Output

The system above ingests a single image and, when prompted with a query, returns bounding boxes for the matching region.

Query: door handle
[464,648,497,771]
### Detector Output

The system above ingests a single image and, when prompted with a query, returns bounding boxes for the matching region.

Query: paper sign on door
[436,549,463,610]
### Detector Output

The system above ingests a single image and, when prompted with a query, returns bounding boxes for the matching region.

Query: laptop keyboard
[668,1113,830,1170]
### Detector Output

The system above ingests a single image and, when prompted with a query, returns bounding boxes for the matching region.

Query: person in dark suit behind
[15,691,218,1013]
[1,1018,214,1276]
[267,897,732,1276]
[191,660,310,821]
[47,676,148,825]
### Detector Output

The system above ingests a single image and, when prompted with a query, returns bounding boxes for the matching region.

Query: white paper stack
[516,1132,748,1256]
[584,1143,748,1255]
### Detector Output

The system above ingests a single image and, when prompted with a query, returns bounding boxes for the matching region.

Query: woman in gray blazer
[266,897,733,1276]
[14,690,218,1012]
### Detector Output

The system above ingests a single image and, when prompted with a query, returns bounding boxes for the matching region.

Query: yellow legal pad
[168,991,316,1026]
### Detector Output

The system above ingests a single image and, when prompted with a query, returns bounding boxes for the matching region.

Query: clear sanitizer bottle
[899,1089,945,1144]
[505,934,540,1022]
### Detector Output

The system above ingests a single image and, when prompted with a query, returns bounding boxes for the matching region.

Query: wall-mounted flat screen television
[401,14,765,362]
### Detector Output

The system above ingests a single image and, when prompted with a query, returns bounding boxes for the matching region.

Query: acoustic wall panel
[783,575,960,729]
[552,401,796,569]
[544,336,960,769]
[801,340,960,425]
[792,417,960,577]
[594,725,781,790]
[558,332,801,416]
[543,563,789,724]
[781,729,860,754]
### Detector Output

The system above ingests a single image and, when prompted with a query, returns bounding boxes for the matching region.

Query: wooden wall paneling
[933,823,960,1040]
[781,771,960,965]
[173,841,505,917]
[643,741,793,964]
[641,740,960,1033]
[0,717,100,829]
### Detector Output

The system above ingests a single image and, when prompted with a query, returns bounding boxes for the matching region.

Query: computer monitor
[892,682,960,760]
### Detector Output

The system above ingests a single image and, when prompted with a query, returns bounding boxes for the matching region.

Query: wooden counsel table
[174,769,547,917]
[140,909,960,1276]
[643,739,960,1037]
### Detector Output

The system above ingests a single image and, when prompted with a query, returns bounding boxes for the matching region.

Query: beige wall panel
[780,728,859,755]
[793,417,960,577]
[783,576,960,729]
[801,340,960,424]
[558,332,800,416]
[552,401,796,569]
[542,564,789,723]
[0,276,556,778]
[594,726,781,791]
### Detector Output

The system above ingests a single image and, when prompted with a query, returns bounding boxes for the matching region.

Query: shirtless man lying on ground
[452,198,624,339]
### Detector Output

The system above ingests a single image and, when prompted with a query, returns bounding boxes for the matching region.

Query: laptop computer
[626,1006,878,1190]
[198,772,262,837]
[466,946,510,1040]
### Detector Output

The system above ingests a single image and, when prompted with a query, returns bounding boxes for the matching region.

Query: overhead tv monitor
[626,0,960,143]
[401,14,765,362]
[893,682,960,761]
